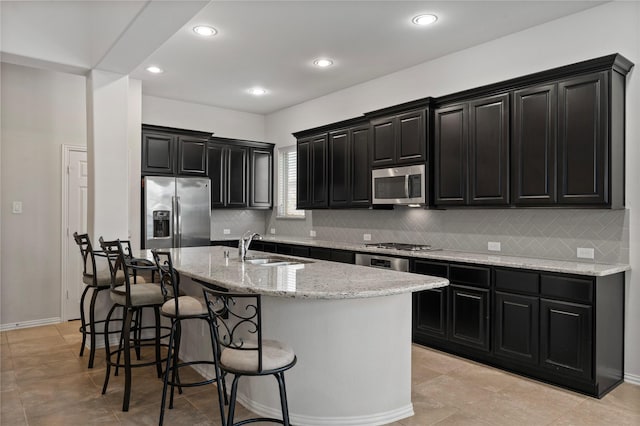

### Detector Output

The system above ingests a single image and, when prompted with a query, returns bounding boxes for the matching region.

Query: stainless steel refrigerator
[143,176,211,249]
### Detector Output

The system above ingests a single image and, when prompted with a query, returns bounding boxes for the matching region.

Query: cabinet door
[177,136,208,176]
[311,134,329,208]
[296,139,311,209]
[558,72,608,205]
[249,148,273,208]
[350,125,371,207]
[468,94,509,205]
[207,144,225,208]
[414,288,448,340]
[494,292,539,365]
[226,146,248,208]
[512,84,557,205]
[434,104,468,205]
[396,109,426,165]
[329,129,350,207]
[142,132,175,175]
[449,284,490,352]
[540,299,592,380]
[370,116,395,167]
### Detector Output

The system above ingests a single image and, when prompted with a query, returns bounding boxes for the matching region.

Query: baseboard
[236,393,414,426]
[0,317,61,331]
[624,372,640,386]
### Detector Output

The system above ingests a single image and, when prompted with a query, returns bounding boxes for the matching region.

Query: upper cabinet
[367,106,428,168]
[142,125,274,210]
[142,126,210,176]
[293,54,633,210]
[434,93,510,206]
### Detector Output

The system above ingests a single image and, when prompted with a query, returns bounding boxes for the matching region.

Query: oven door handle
[404,175,410,198]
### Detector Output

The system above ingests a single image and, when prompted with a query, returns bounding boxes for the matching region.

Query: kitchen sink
[244,256,312,266]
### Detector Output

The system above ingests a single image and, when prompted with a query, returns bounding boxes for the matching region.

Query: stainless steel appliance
[355,253,409,272]
[371,164,426,205]
[143,176,211,249]
[363,242,441,252]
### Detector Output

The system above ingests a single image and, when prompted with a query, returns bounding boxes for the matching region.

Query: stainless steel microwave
[371,164,426,205]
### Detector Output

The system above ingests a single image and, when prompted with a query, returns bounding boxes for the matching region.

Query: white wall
[264,2,640,381]
[1,62,87,325]
[142,95,265,141]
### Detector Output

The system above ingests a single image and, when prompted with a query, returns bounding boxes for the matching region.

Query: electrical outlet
[488,241,501,252]
[270,228,276,235]
[363,233,372,241]
[12,201,22,214]
[310,230,316,237]
[577,247,595,259]
[223,229,231,235]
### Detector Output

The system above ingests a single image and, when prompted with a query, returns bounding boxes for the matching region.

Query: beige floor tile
[411,345,474,375]
[448,362,525,393]
[399,399,459,426]
[551,397,640,426]
[411,362,443,387]
[595,381,640,414]
[55,320,82,336]
[8,335,69,356]
[0,391,27,425]
[4,326,62,344]
[19,373,100,418]
[432,411,494,425]
[1,370,18,392]
[11,346,78,370]
[412,374,493,409]
[25,397,120,426]
[14,358,88,385]
[116,399,215,426]
[0,332,9,345]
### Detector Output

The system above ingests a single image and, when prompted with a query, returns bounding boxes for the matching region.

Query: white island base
[179,278,414,426]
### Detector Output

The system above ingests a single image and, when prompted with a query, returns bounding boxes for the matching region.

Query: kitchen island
[143,245,449,426]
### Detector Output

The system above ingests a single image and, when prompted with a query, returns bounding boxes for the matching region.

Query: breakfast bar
[142,245,449,426]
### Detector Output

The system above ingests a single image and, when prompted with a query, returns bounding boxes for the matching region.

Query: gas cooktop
[364,242,442,252]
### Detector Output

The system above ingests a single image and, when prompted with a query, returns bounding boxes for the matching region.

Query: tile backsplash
[264,208,629,264]
[210,209,269,240]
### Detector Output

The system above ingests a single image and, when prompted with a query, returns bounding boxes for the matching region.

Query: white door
[62,146,88,320]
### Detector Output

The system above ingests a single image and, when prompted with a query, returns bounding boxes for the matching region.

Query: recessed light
[248,87,267,96]
[313,58,334,68]
[412,14,438,26]
[193,25,217,37]
[146,66,164,74]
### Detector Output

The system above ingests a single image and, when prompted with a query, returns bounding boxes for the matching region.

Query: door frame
[60,144,87,321]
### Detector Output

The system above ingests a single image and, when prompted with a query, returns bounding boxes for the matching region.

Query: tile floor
[1,322,639,425]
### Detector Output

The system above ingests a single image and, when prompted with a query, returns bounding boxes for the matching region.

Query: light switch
[223,229,231,235]
[12,201,22,214]
[488,241,501,252]
[310,230,316,237]
[270,228,276,234]
[363,234,372,241]
[577,247,595,259]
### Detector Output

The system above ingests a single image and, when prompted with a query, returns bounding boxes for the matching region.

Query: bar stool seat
[221,340,295,372]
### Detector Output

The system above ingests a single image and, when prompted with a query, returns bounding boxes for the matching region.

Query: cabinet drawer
[412,260,449,278]
[450,265,490,288]
[495,269,539,294]
[309,247,332,261]
[541,275,593,304]
[331,249,355,264]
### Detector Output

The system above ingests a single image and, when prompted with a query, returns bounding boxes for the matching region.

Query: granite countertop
[141,246,449,299]
[253,236,630,277]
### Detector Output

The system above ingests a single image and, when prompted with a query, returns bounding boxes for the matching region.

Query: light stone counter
[252,236,629,277]
[139,245,448,426]
[142,245,448,299]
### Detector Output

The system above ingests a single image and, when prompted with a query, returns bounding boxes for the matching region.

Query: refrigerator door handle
[174,196,181,247]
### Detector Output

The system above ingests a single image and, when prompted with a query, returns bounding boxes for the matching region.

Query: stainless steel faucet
[239,231,261,260]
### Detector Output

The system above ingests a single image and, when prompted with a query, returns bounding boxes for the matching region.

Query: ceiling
[1,1,607,115]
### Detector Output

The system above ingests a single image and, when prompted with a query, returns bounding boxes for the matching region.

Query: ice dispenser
[153,210,170,238]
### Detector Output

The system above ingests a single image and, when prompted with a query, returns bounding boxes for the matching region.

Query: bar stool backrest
[202,288,264,372]
[99,238,134,306]
[151,250,180,309]
[73,232,101,286]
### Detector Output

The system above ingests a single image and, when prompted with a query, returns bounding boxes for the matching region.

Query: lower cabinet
[449,285,490,352]
[411,261,624,398]
[540,298,592,380]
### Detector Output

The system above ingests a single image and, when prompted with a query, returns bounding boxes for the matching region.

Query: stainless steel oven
[371,164,426,205]
[355,253,409,272]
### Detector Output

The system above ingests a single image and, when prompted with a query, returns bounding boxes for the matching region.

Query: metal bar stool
[73,232,125,368]
[99,238,168,412]
[202,287,297,426]
[152,249,228,426]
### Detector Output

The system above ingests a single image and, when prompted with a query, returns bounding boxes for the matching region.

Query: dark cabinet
[558,72,607,205]
[540,299,592,380]
[208,143,248,208]
[449,285,490,352]
[329,123,371,208]
[208,140,274,209]
[142,131,176,175]
[249,148,273,208]
[297,134,328,209]
[142,126,210,176]
[178,136,208,176]
[512,84,558,205]
[370,108,426,168]
[495,292,539,365]
[434,93,509,206]
[412,260,449,342]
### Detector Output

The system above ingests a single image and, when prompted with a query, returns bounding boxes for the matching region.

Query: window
[277,145,305,218]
